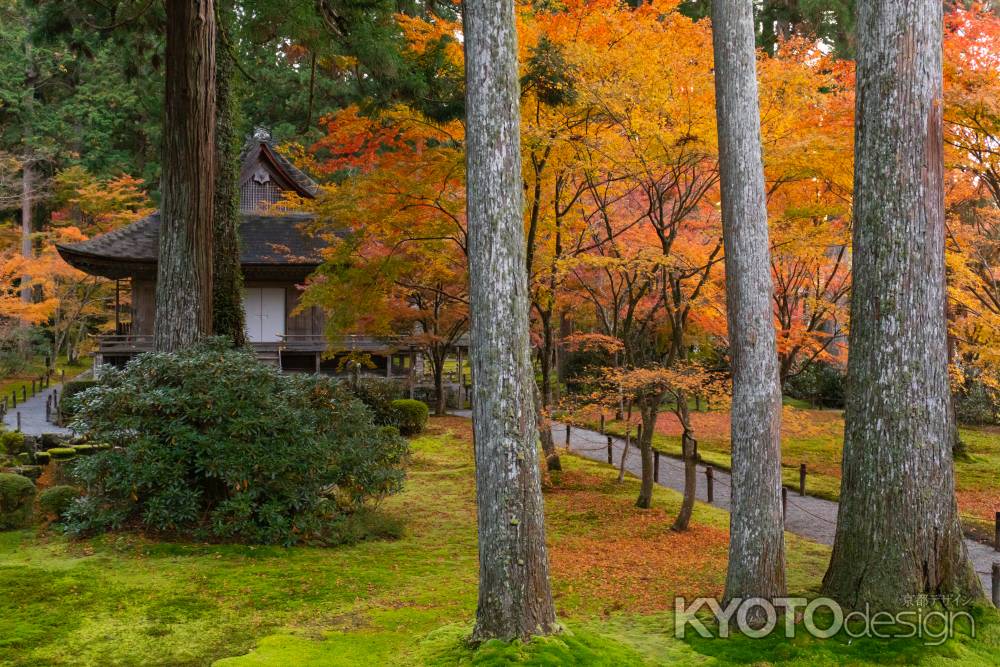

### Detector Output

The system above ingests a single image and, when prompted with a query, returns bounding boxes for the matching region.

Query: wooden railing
[98,334,155,355]
[96,333,420,356]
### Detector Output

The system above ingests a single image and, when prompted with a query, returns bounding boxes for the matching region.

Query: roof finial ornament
[253,126,271,142]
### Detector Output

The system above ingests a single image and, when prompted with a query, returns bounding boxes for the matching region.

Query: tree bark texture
[464,0,558,642]
[212,7,247,347]
[155,0,216,352]
[712,0,787,602]
[822,0,983,610]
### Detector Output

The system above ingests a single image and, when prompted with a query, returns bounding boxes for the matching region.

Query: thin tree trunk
[20,39,35,306]
[617,429,630,483]
[822,0,983,610]
[155,0,216,352]
[636,397,659,509]
[464,0,557,641]
[432,355,446,416]
[212,6,247,347]
[534,383,561,472]
[671,392,699,531]
[712,0,787,603]
[20,159,32,304]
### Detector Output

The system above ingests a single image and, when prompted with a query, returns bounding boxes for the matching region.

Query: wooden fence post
[799,463,807,496]
[565,423,571,446]
[45,396,50,422]
[993,563,999,609]
[705,466,714,504]
[15,411,21,432]
[61,369,65,384]
[995,511,999,552]
[12,390,17,408]
[606,436,613,464]
[782,487,788,519]
[654,450,660,483]
[21,387,26,402]
[31,379,36,396]
[599,413,605,434]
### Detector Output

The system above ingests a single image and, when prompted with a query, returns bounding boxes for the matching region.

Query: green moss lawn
[0,416,997,665]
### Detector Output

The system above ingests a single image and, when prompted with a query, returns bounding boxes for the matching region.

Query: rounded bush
[391,399,429,436]
[48,448,77,460]
[34,451,51,465]
[60,379,100,421]
[0,473,36,529]
[0,431,26,456]
[64,339,409,545]
[73,445,97,456]
[38,485,81,519]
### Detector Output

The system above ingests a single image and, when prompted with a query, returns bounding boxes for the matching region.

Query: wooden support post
[45,396,50,422]
[599,413,605,434]
[456,347,464,407]
[565,423,571,445]
[705,466,714,504]
[607,436,613,464]
[61,369,65,383]
[31,379,36,396]
[995,511,999,552]
[408,350,416,399]
[654,450,660,483]
[21,387,26,402]
[799,463,807,496]
[782,487,788,519]
[15,411,21,432]
[993,563,1000,609]
[11,390,16,408]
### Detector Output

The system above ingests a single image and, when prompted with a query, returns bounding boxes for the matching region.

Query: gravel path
[455,411,996,596]
[2,384,72,436]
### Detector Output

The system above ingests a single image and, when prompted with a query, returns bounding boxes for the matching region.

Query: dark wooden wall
[132,279,156,335]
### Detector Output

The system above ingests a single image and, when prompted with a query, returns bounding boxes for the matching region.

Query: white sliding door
[243,287,286,342]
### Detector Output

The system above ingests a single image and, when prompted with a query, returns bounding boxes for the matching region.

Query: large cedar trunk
[464,0,558,642]
[155,0,216,352]
[211,6,247,347]
[711,1,787,602]
[821,0,983,610]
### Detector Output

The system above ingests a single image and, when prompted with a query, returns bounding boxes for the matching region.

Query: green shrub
[785,362,845,409]
[391,399,429,436]
[38,485,81,519]
[63,339,409,545]
[73,445,97,456]
[59,379,99,421]
[48,448,77,460]
[34,451,51,465]
[345,378,404,427]
[0,473,35,529]
[0,430,26,456]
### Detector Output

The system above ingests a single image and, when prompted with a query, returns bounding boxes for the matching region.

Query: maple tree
[944,3,1000,419]
[0,168,151,362]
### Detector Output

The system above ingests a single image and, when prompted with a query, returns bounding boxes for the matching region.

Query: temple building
[56,130,439,383]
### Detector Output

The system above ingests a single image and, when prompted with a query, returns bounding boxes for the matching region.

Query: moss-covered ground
[0,416,996,665]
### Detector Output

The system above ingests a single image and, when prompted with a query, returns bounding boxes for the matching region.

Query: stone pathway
[456,411,996,596]
[2,384,72,436]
